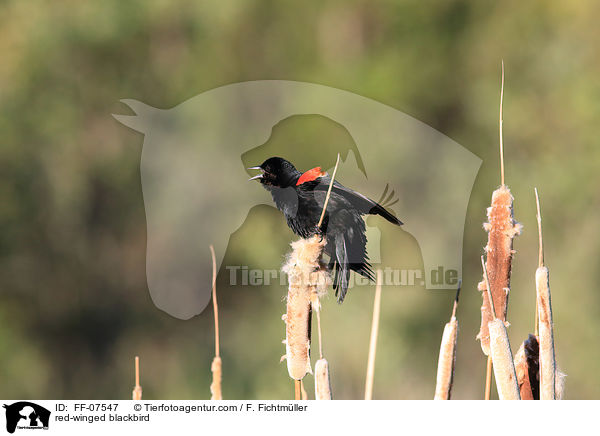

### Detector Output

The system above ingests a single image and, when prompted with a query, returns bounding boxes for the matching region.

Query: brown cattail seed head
[477,185,522,355]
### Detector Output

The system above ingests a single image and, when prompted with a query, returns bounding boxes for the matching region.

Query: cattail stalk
[434,282,461,400]
[300,381,308,400]
[209,245,222,400]
[312,277,333,400]
[482,256,520,400]
[484,356,493,400]
[499,60,505,187]
[364,270,382,400]
[132,356,142,400]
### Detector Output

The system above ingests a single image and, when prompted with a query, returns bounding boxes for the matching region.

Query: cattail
[477,64,522,357]
[132,356,142,400]
[209,245,222,400]
[478,64,522,400]
[281,236,329,380]
[534,188,558,400]
[482,256,520,400]
[536,266,556,400]
[513,190,564,401]
[488,319,520,400]
[477,184,522,355]
[312,271,332,400]
[314,359,332,400]
[434,282,460,400]
[210,357,222,400]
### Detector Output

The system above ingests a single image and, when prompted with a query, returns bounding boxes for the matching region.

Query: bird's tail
[369,203,403,225]
[332,233,350,303]
[371,183,403,225]
[331,234,376,303]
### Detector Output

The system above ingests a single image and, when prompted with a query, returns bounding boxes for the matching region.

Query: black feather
[253,157,403,303]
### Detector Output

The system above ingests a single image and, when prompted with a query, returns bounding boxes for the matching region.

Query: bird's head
[248,157,300,188]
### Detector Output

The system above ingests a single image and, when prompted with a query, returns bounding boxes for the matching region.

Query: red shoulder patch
[296,167,326,185]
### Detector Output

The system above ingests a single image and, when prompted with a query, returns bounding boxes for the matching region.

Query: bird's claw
[315,225,325,241]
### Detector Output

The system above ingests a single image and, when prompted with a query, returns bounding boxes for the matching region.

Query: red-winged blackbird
[249,157,402,302]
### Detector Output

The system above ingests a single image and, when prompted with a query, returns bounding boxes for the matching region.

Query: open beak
[247,166,263,181]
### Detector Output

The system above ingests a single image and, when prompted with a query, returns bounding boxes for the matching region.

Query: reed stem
[209,245,223,400]
[364,270,382,400]
[499,60,505,186]
[317,153,341,229]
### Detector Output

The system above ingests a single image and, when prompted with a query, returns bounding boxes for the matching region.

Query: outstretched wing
[310,176,403,225]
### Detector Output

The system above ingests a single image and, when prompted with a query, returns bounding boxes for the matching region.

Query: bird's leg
[316,227,324,241]
[316,216,328,241]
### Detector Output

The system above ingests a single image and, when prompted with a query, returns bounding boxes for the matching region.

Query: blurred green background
[1,0,599,399]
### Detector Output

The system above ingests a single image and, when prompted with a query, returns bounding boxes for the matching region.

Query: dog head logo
[114,80,481,319]
[3,402,50,433]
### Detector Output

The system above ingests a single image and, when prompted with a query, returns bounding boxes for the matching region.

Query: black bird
[249,157,402,302]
